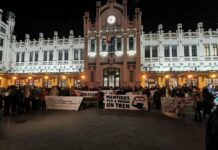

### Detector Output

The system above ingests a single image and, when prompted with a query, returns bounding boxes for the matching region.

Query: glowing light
[142,75,146,79]
[62,76,66,79]
[211,74,216,78]
[188,74,193,79]
[44,76,49,80]
[13,76,17,80]
[81,75,85,80]
[28,76,32,80]
[165,75,169,79]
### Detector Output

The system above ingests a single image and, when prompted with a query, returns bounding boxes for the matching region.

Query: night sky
[1,0,218,41]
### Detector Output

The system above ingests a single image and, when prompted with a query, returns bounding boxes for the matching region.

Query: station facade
[0,0,218,89]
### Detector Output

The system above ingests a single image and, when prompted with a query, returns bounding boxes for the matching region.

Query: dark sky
[1,0,218,41]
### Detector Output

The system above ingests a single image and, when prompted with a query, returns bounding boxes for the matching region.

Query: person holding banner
[97,90,104,109]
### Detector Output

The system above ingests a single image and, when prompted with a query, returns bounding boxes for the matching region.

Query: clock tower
[83,0,142,88]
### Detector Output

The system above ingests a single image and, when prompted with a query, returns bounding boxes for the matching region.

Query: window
[130,70,134,82]
[43,51,47,61]
[34,52,38,61]
[172,45,177,57]
[145,46,150,58]
[0,38,3,47]
[152,46,158,57]
[184,45,189,57]
[164,46,170,57]
[91,71,94,82]
[58,50,63,61]
[102,39,107,52]
[0,51,2,62]
[21,52,25,62]
[16,52,20,62]
[213,44,218,56]
[0,27,6,34]
[49,51,53,61]
[204,44,210,56]
[129,37,134,50]
[91,39,95,52]
[74,50,79,60]
[192,45,197,57]
[64,50,69,61]
[117,38,122,51]
[29,52,33,62]
[80,49,84,60]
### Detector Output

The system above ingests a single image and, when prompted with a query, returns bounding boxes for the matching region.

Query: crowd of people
[0,83,218,149]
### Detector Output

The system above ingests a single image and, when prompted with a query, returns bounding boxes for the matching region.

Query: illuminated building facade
[0,0,218,89]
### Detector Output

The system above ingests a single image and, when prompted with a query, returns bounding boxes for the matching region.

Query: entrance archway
[103,68,120,87]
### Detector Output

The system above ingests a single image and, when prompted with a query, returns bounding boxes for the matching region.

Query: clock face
[107,15,116,24]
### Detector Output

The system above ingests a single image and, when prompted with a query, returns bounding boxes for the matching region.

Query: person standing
[206,97,218,150]
[203,84,216,119]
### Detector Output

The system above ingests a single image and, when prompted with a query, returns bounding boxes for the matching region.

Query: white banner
[104,94,148,111]
[78,91,98,98]
[161,97,195,117]
[45,96,83,111]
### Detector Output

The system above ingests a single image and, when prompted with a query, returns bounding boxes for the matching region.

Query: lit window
[213,44,218,56]
[204,44,210,56]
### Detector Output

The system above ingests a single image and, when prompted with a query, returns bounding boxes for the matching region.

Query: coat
[206,107,218,150]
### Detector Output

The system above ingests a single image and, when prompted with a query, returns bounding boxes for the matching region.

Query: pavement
[0,107,205,150]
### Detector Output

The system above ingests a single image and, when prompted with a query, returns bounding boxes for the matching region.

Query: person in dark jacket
[203,84,216,119]
[206,97,218,150]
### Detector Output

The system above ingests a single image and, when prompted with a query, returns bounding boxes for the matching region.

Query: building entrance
[103,68,120,88]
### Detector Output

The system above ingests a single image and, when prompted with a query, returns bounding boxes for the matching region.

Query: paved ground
[0,107,205,150]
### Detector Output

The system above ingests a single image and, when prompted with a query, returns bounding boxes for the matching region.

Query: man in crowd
[206,97,218,150]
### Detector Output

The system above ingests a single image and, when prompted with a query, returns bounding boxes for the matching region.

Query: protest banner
[104,94,148,110]
[45,96,83,111]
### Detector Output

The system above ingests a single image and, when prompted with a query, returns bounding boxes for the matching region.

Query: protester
[203,84,216,120]
[206,97,218,150]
